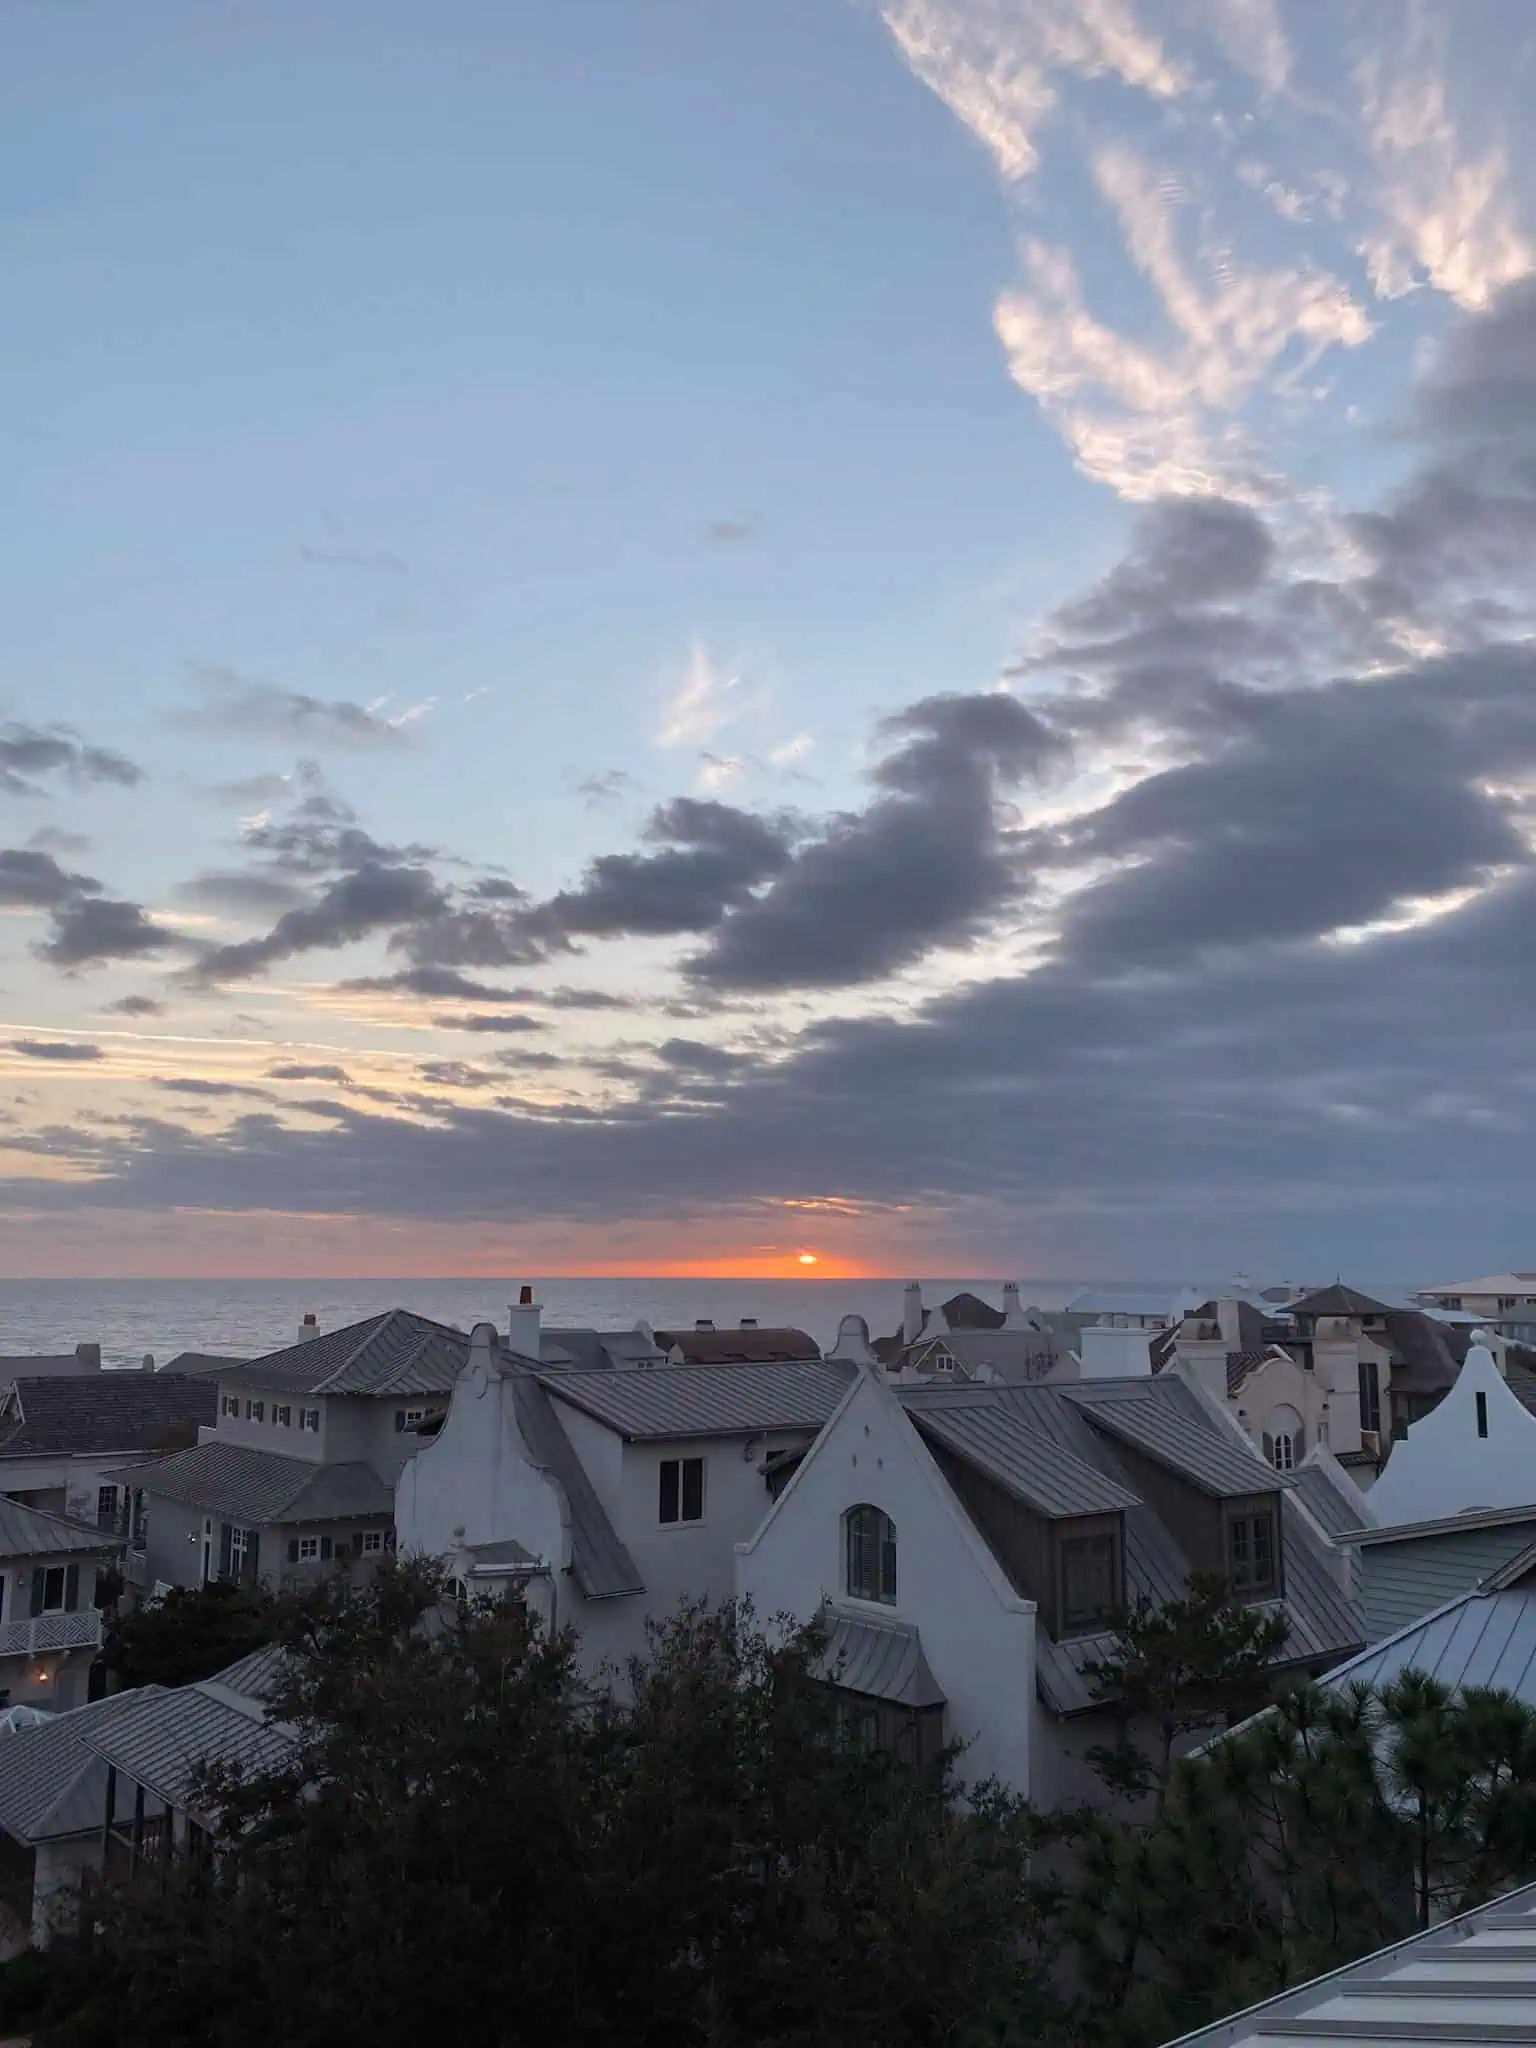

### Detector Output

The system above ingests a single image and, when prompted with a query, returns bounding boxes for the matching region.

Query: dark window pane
[681,1458,704,1521]
[659,1460,680,1525]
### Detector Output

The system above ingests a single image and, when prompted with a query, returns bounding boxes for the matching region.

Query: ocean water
[0,1276,1087,1369]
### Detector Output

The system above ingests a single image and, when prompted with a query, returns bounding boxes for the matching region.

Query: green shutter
[63,1564,79,1613]
[218,1525,233,1580]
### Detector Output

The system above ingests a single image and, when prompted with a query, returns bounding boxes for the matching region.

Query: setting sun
[797,1252,819,1266]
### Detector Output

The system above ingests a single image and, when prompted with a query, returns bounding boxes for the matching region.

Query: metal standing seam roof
[1063,1379,1294,1499]
[122,1440,393,1524]
[538,1358,855,1440]
[1291,1459,1375,1542]
[0,1498,117,1560]
[0,1373,217,1461]
[819,1608,946,1710]
[509,1375,643,1600]
[215,1309,497,1399]
[211,1643,291,1702]
[1317,1588,1536,1703]
[0,1710,109,1842]
[1164,1877,1536,2047]
[652,1326,821,1364]
[69,1681,298,1817]
[910,1399,1141,1519]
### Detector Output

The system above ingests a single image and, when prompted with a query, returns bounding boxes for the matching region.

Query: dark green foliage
[102,1579,280,1690]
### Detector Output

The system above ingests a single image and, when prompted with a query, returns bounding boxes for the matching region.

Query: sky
[3,0,1536,1281]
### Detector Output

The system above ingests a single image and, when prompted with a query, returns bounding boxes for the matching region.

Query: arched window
[1263,1404,1305,1473]
[845,1505,897,1605]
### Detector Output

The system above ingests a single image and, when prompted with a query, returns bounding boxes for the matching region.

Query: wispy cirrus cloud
[176,663,434,750]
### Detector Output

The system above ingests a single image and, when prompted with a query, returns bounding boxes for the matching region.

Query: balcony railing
[0,1610,103,1657]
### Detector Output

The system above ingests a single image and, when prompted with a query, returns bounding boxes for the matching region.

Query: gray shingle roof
[0,1709,108,1842]
[1064,1379,1291,1498]
[125,1441,392,1524]
[1287,1282,1396,1319]
[70,1680,297,1816]
[510,1376,643,1600]
[908,1396,1141,1518]
[0,1373,216,1461]
[819,1608,946,1709]
[217,1310,491,1398]
[0,1498,115,1561]
[464,1538,537,1567]
[540,1358,854,1440]
[652,1325,822,1364]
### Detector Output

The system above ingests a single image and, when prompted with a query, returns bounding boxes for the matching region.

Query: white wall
[1368,1343,1536,1525]
[736,1368,1036,1797]
[1079,1325,1154,1378]
[205,1385,325,1464]
[616,1430,806,1619]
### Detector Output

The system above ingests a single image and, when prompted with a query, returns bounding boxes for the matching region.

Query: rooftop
[0,1497,117,1561]
[217,1308,489,1398]
[123,1440,393,1525]
[0,1371,216,1462]
[651,1324,821,1365]
[162,1351,251,1377]
[1286,1283,1397,1320]
[1166,1878,1536,2047]
[70,1678,297,1818]
[539,1357,854,1441]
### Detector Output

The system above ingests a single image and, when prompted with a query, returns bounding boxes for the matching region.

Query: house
[121,1309,474,1596]
[158,1352,252,1377]
[0,1500,117,1713]
[0,1371,216,1546]
[1364,1337,1536,1528]
[0,1345,102,1383]
[1162,1877,1536,2047]
[1416,1270,1536,1346]
[0,1642,293,1948]
[872,1283,1069,1382]
[535,1325,669,1372]
[736,1354,1362,1807]
[650,1321,820,1365]
[1340,1502,1536,1643]
[395,1319,856,1670]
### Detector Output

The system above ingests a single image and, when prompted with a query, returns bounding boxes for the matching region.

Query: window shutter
[320,1535,332,1561]
[29,1569,43,1619]
[246,1531,260,1587]
[1262,1431,1274,1466]
[394,1412,405,1432]
[1294,1426,1306,1459]
[64,1564,79,1613]
[287,1538,299,1564]
[218,1524,233,1580]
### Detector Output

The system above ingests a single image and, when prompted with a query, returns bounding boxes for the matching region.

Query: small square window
[274,1404,292,1428]
[360,1530,385,1554]
[659,1457,705,1525]
[297,1537,320,1562]
[246,1399,265,1423]
[299,1409,321,1433]
[38,1567,66,1613]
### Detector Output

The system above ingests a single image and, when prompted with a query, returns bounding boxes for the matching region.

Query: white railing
[0,1610,103,1656]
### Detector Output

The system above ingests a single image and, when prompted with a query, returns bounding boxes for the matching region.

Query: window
[220,1394,239,1419]
[1059,1530,1120,1634]
[1357,1359,1382,1437]
[229,1526,249,1575]
[246,1399,265,1423]
[299,1409,320,1433]
[96,1484,118,1529]
[31,1566,76,1615]
[1499,1297,1517,1312]
[360,1529,386,1554]
[1263,1406,1304,1473]
[274,1405,291,1428]
[1441,1296,1463,1310]
[1228,1512,1278,1597]
[395,1407,427,1433]
[296,1537,320,1562]
[1477,1390,1490,1439]
[844,1504,897,1605]
[659,1457,705,1525]
[1269,1432,1295,1471]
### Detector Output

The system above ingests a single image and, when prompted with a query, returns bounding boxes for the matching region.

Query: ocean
[0,1276,1106,1369]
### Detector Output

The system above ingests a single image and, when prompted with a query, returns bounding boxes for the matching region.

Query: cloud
[154,1077,274,1100]
[192,864,450,984]
[105,996,164,1018]
[175,663,426,750]
[174,871,312,917]
[37,897,184,971]
[0,725,141,797]
[686,692,1065,990]
[0,849,100,909]
[416,1060,499,1090]
[267,1063,352,1084]
[341,967,532,1003]
[28,827,92,855]
[434,1013,547,1035]
[656,641,741,750]
[8,1039,103,1063]
[299,545,408,576]
[575,769,634,807]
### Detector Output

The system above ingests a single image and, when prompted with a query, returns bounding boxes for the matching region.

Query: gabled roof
[0,1708,108,1843]
[216,1310,495,1398]
[539,1358,854,1441]
[820,1608,946,1710]
[212,1643,291,1701]
[124,1441,392,1525]
[651,1326,820,1365]
[1286,1282,1395,1319]
[0,1372,216,1462]
[1291,1457,1375,1543]
[1064,1380,1290,1499]
[163,1352,251,1377]
[510,1374,643,1599]
[909,1396,1140,1519]
[0,1498,116,1561]
[1166,1878,1536,2048]
[70,1679,296,1818]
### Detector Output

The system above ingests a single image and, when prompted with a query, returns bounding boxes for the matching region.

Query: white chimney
[141,1353,155,1373]
[508,1285,543,1361]
[902,1281,924,1347]
[1001,1282,1026,1330]
[298,1312,319,1345]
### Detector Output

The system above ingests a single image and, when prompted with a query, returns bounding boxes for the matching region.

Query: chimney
[508,1285,543,1360]
[298,1313,319,1345]
[741,1317,758,1328]
[75,1343,102,1372]
[141,1353,155,1374]
[695,1319,714,1332]
[1001,1282,1025,1330]
[902,1281,924,1347]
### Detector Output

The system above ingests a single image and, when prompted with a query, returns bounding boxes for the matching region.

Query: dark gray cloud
[176,663,419,751]
[8,1039,103,1063]
[192,864,449,984]
[105,995,164,1018]
[416,1060,499,1089]
[174,871,312,917]
[1054,497,1275,639]
[435,1013,547,1035]
[28,827,92,855]
[154,1077,274,1100]
[38,897,183,971]
[267,1063,352,1085]
[341,967,530,1002]
[0,849,99,908]
[687,692,1065,990]
[0,724,141,797]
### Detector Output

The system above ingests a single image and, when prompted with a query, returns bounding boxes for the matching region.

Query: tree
[103,1579,279,1690]
[38,1568,1065,2048]
[1081,1572,1292,1808]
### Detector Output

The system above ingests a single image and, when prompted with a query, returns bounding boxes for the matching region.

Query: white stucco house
[737,1331,1364,1807]
[1364,1335,1536,1528]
